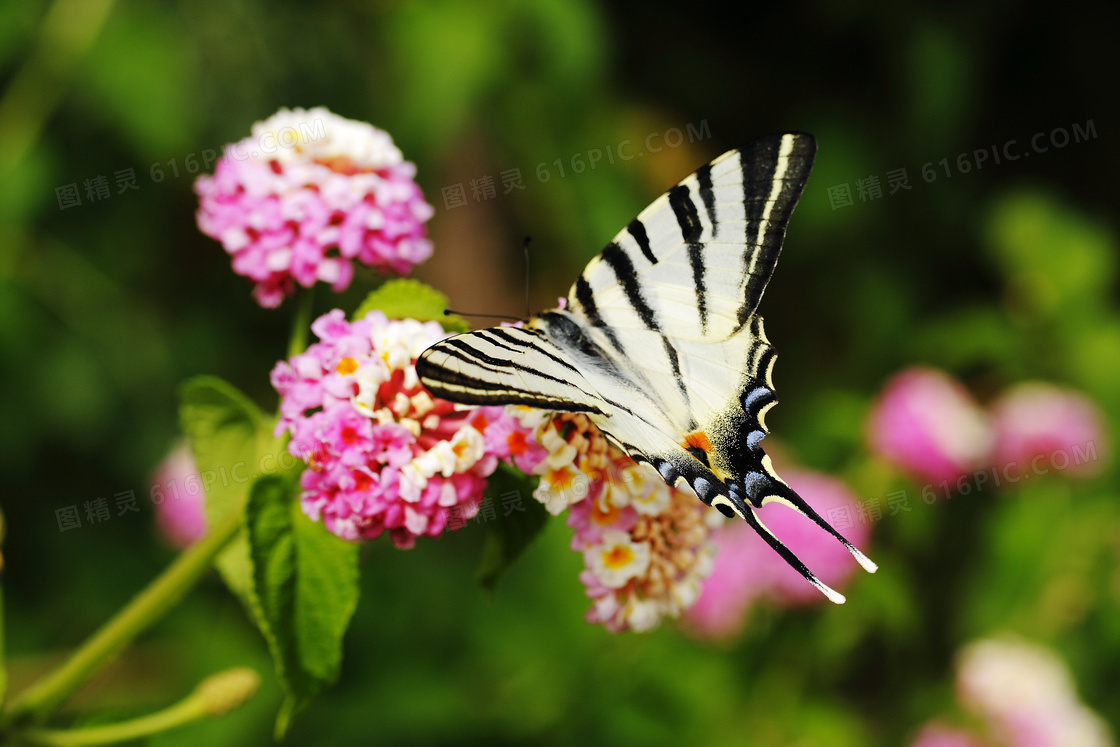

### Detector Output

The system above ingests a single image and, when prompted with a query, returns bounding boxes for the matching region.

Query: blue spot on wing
[743,386,772,412]
[657,460,679,484]
[742,471,769,504]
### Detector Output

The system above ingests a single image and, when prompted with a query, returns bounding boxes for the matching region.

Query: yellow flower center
[336,357,359,375]
[547,467,575,491]
[591,499,620,525]
[602,545,635,570]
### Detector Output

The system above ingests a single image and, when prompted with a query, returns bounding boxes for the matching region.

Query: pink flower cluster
[990,383,1107,478]
[867,368,1106,486]
[867,368,993,485]
[685,468,871,640]
[467,406,548,475]
[195,107,434,307]
[957,637,1113,747]
[272,309,519,548]
[909,723,986,747]
[530,414,721,632]
[909,637,1114,747]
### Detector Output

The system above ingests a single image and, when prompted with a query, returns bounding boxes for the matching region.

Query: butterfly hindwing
[417,133,877,603]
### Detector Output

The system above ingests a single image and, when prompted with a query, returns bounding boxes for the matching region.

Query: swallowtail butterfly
[418,133,876,602]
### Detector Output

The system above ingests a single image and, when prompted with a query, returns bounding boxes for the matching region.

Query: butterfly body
[418,133,876,602]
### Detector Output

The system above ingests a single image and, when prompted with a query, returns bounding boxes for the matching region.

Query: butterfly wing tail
[754,480,879,574]
[726,491,848,604]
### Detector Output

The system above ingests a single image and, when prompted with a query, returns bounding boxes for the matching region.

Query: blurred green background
[1,0,1117,744]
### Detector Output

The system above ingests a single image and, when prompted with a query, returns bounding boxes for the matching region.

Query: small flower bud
[194,667,261,717]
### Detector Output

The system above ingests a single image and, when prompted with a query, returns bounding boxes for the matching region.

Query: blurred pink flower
[683,520,770,640]
[909,722,987,747]
[990,382,1107,479]
[195,107,433,307]
[686,468,871,640]
[867,367,993,485]
[151,444,208,548]
[957,637,1114,747]
[273,309,500,548]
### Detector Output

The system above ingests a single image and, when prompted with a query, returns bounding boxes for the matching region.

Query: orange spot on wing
[682,430,713,454]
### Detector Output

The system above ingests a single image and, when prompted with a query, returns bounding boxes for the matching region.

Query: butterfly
[417,133,876,603]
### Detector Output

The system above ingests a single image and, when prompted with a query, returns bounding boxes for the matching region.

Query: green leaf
[245,475,361,737]
[352,278,470,332]
[178,376,283,607]
[476,463,549,590]
[984,190,1116,320]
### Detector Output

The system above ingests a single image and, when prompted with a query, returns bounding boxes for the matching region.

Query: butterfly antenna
[443,236,535,322]
[523,235,532,319]
[444,309,523,321]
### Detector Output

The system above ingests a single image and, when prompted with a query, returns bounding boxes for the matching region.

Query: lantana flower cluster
[273,309,518,548]
[867,367,1107,486]
[957,637,1114,747]
[531,414,722,632]
[195,107,434,307]
[908,637,1114,747]
[270,310,725,632]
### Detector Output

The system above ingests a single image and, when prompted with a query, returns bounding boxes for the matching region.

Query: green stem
[17,667,259,746]
[0,0,116,179]
[0,579,7,708]
[1,505,8,706]
[1,510,243,729]
[287,288,315,360]
[19,695,205,747]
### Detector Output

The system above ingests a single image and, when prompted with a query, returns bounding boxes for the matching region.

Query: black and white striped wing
[417,133,876,603]
[569,133,817,341]
[414,326,608,414]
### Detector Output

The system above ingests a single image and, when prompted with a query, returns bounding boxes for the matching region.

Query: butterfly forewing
[568,134,817,341]
[417,132,877,603]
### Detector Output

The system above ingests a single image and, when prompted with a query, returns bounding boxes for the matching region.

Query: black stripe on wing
[627,219,658,265]
[416,331,606,414]
[695,163,718,238]
[735,133,816,329]
[668,183,708,334]
[573,275,625,353]
[597,243,688,400]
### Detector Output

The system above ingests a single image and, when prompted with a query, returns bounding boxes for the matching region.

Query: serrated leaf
[476,463,549,590]
[245,475,360,737]
[178,376,283,607]
[292,507,361,682]
[352,278,470,332]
